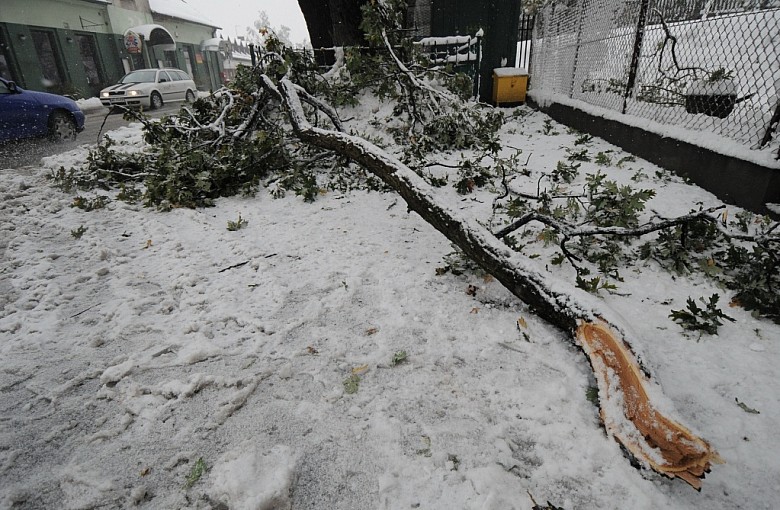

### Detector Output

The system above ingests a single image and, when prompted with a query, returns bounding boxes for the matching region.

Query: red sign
[124,31,142,54]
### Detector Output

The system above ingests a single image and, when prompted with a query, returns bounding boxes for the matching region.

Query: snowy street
[1,109,779,509]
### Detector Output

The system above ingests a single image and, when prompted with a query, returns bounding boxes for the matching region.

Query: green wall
[0,21,122,97]
[2,0,113,34]
[2,23,42,91]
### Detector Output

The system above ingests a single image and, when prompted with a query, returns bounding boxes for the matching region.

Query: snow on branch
[273,75,723,490]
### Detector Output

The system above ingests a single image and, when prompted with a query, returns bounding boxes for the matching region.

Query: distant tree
[244,11,292,47]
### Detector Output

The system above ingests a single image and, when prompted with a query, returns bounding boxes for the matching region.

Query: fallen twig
[69,303,99,319]
[218,260,250,273]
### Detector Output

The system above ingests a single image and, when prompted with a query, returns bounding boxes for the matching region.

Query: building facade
[0,0,224,98]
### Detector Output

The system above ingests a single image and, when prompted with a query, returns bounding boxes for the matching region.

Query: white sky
[183,0,309,44]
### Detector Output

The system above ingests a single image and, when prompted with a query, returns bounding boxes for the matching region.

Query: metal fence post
[569,0,589,98]
[622,0,650,114]
[526,15,535,76]
[474,34,482,100]
[249,43,256,67]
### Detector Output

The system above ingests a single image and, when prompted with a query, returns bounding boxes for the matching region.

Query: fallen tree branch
[276,76,722,489]
[494,206,726,240]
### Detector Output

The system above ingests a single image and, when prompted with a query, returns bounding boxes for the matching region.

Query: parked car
[0,77,85,143]
[100,68,197,110]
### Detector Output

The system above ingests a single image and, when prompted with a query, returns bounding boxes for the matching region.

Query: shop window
[0,31,15,81]
[130,52,144,70]
[30,30,64,88]
[76,34,102,87]
[164,50,177,68]
[181,47,195,77]
[0,53,11,80]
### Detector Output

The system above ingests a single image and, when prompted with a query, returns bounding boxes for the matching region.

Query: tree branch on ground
[56,14,780,488]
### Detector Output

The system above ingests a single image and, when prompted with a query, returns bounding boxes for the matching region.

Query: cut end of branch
[576,320,723,490]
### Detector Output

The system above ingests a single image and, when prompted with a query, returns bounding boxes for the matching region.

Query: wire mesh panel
[530,1,583,97]
[571,0,642,111]
[530,0,780,155]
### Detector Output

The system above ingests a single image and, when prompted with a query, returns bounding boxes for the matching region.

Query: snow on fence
[530,0,780,157]
[412,34,483,98]
[414,35,480,65]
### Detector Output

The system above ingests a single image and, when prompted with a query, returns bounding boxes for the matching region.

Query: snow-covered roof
[125,24,176,47]
[231,51,253,62]
[201,37,222,51]
[148,0,220,29]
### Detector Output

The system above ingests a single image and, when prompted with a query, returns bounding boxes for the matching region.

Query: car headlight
[101,91,109,97]
[128,90,139,96]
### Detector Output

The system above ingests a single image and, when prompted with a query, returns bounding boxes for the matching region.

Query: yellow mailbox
[492,67,529,106]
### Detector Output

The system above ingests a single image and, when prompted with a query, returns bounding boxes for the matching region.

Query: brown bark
[273,77,723,490]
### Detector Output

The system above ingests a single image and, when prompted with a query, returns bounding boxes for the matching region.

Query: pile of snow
[209,444,297,509]
[76,97,105,113]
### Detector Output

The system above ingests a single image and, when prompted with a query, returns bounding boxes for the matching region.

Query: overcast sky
[184,0,309,44]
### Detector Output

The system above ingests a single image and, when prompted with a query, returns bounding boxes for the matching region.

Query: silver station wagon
[100,68,197,109]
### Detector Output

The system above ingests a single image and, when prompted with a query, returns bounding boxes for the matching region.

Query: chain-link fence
[529,0,780,156]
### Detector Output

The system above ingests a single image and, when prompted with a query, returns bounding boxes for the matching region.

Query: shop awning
[124,24,176,49]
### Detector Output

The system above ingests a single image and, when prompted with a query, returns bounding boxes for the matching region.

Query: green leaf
[391,350,408,366]
[735,398,760,414]
[185,457,207,488]
[343,374,360,394]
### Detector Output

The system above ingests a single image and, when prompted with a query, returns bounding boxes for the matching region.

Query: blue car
[0,77,85,143]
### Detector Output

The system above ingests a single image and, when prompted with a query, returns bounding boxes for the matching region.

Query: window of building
[76,34,102,87]
[0,53,11,80]
[30,29,64,88]
[163,50,177,68]
[129,52,144,71]
[181,47,195,77]
[0,31,15,81]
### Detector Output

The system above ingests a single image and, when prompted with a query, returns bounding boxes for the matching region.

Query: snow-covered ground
[1,108,779,509]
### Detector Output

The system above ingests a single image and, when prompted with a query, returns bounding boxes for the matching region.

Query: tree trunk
[330,0,368,46]
[297,0,367,48]
[274,77,723,490]
[297,0,335,49]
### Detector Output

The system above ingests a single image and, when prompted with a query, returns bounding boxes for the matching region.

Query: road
[0,103,182,170]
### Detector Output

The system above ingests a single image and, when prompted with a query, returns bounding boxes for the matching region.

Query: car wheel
[150,91,163,110]
[49,111,76,142]
[185,90,196,103]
